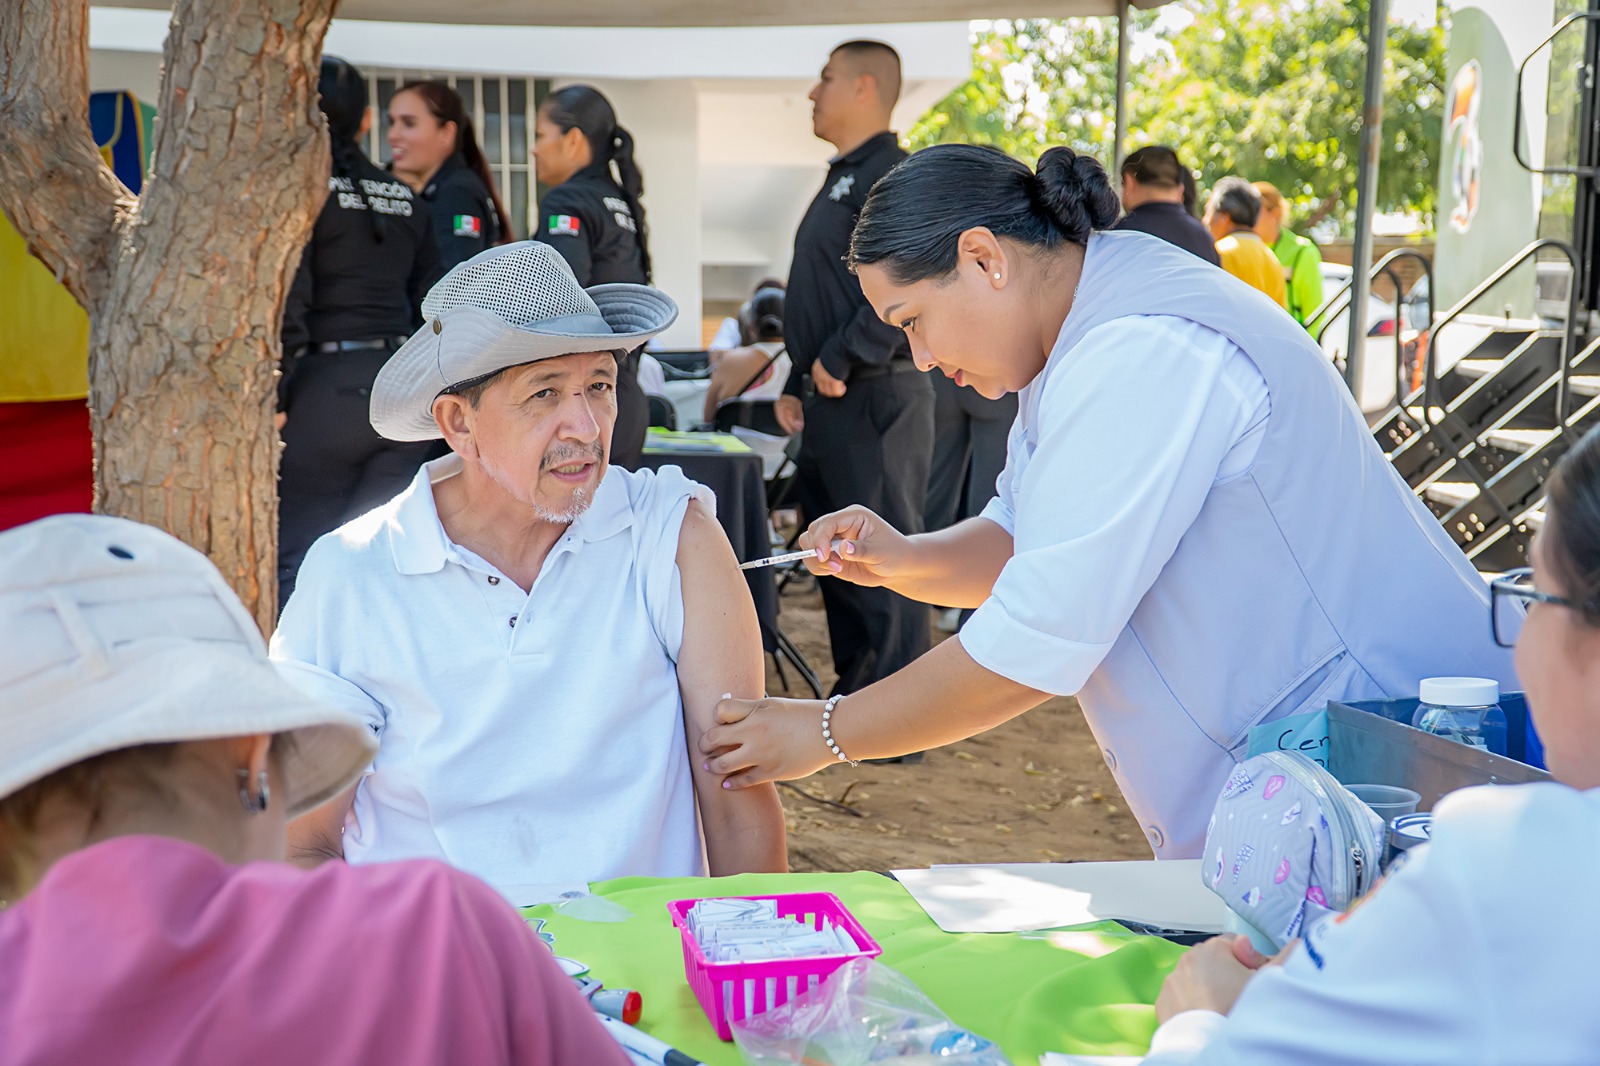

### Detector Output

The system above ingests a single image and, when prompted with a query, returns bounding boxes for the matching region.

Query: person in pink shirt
[0,514,629,1066]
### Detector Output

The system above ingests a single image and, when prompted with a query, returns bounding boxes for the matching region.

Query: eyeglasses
[1489,567,1580,647]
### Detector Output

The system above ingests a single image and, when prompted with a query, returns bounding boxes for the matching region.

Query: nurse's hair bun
[1033,147,1120,242]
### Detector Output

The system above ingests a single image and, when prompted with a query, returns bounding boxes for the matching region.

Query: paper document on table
[1039,1055,1140,1065]
[892,860,1225,934]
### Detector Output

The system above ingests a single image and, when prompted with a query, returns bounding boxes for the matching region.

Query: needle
[738,541,846,571]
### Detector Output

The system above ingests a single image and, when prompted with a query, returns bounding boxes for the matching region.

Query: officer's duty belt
[313,336,409,355]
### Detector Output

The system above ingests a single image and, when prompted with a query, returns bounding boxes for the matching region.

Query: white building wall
[85,7,970,344]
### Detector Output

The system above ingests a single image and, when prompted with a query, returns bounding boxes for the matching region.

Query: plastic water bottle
[1412,677,1507,756]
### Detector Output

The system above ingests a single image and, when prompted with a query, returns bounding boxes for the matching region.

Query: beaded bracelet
[821,694,858,766]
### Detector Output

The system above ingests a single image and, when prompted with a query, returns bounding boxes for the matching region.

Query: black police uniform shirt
[783,131,910,398]
[420,153,503,274]
[1112,201,1222,267]
[282,148,440,357]
[531,162,648,286]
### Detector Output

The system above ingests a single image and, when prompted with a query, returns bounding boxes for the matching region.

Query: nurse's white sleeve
[959,317,1261,695]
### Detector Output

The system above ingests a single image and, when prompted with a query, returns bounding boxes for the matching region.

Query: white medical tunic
[958,231,1515,857]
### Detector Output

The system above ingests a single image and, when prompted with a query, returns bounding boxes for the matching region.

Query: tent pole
[1345,0,1389,395]
[1113,0,1130,172]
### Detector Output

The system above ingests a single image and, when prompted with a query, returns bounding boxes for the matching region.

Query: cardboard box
[1327,695,1549,811]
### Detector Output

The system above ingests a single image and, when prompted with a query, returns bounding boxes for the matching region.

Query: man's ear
[433,394,477,460]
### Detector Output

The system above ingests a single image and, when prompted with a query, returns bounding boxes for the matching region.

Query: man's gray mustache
[541,443,605,471]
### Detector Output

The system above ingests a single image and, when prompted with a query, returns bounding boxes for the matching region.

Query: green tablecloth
[523,871,1186,1065]
[643,429,752,454]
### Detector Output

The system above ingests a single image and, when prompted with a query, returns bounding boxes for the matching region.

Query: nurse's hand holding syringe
[796,504,1014,608]
[701,503,1043,790]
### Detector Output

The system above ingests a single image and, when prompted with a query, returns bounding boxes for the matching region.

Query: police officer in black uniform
[278,57,440,611]
[777,41,935,698]
[528,84,652,470]
[387,80,506,273]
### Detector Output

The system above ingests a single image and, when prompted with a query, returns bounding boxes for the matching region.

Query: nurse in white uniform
[702,144,1515,859]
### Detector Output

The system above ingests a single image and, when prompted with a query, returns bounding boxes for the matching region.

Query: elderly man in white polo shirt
[270,244,786,900]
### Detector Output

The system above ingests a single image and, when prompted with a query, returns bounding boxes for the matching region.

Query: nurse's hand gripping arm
[798,506,1013,609]
[699,634,1050,788]
[674,497,788,872]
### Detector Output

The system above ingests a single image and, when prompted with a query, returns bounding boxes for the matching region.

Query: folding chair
[646,393,677,430]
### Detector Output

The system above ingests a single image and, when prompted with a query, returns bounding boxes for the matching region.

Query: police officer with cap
[278,56,440,611]
[776,40,935,698]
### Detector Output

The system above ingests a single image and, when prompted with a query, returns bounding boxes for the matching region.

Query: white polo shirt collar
[385,454,635,577]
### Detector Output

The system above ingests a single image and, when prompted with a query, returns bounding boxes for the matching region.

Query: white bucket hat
[0,515,376,817]
[370,242,678,441]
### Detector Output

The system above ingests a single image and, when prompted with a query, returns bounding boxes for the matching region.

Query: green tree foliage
[907,2,1448,233]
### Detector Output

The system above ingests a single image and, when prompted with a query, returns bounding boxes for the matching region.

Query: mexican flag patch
[452,214,482,237]
[548,214,581,237]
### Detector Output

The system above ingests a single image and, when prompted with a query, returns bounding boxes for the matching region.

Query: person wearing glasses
[699,144,1516,861]
[1141,427,1600,1064]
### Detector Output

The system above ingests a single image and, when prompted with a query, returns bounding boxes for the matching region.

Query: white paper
[891,860,1225,935]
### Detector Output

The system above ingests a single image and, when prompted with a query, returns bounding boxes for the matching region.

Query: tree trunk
[0,0,333,634]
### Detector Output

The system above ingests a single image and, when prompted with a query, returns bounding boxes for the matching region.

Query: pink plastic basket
[666,892,882,1041]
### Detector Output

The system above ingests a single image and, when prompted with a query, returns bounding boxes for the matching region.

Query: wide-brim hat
[371,243,678,441]
[0,515,377,817]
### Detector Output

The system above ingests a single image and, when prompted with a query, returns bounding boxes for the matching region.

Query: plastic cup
[1346,783,1422,820]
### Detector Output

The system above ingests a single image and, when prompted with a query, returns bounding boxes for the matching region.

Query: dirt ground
[762,573,1150,873]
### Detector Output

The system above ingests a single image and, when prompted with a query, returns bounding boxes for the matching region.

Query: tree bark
[0,0,333,634]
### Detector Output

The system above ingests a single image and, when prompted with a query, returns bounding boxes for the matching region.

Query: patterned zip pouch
[1201,751,1385,951]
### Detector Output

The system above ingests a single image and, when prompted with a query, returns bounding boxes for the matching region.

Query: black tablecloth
[641,448,778,651]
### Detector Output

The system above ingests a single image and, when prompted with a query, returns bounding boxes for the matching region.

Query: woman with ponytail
[528,84,653,467]
[388,80,507,272]
[702,144,1515,861]
[279,56,440,611]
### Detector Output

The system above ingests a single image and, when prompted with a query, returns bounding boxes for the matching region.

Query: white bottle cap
[1418,676,1500,707]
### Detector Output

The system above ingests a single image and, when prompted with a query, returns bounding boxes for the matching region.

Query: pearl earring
[992,272,1001,280]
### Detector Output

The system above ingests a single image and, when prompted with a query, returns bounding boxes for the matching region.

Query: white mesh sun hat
[370,242,678,441]
[0,515,376,817]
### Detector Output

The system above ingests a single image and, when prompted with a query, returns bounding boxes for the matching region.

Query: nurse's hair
[1544,425,1600,623]
[848,144,1119,284]
[541,85,653,283]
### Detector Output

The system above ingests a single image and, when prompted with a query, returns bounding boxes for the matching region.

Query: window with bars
[363,70,548,241]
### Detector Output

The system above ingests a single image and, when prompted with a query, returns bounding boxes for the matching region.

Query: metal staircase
[1355,240,1588,572]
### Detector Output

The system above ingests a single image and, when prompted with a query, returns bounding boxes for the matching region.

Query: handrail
[1513,13,1600,176]
[1419,239,1581,435]
[1311,248,1435,411]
